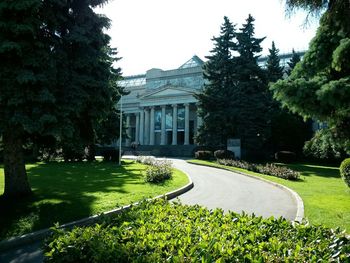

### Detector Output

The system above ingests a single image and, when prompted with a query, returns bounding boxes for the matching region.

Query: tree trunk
[3,129,32,198]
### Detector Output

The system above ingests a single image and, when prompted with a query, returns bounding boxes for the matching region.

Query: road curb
[187,161,304,222]
[0,168,193,252]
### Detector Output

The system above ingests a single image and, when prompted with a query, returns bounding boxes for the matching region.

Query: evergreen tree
[286,49,301,76]
[232,15,269,158]
[265,44,311,155]
[266,41,284,82]
[195,17,237,147]
[0,0,123,198]
[271,2,350,156]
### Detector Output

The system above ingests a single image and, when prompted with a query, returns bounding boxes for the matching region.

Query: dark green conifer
[286,49,301,76]
[266,41,284,82]
[195,16,238,147]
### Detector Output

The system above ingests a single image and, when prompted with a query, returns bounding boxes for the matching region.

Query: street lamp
[118,94,122,166]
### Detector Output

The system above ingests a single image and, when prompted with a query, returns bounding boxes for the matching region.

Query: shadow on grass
[280,163,340,179]
[0,160,143,239]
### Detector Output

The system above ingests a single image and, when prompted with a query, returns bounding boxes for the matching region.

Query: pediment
[140,85,194,100]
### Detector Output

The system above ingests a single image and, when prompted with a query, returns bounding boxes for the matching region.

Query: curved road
[171,159,297,220]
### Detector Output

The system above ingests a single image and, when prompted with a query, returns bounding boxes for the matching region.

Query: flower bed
[136,156,173,183]
[217,159,300,180]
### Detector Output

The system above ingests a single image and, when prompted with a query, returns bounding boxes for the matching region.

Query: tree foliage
[196,15,270,158]
[266,41,284,82]
[286,49,301,76]
[271,2,350,156]
[0,0,123,197]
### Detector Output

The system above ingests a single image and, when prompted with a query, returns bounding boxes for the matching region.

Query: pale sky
[97,0,320,76]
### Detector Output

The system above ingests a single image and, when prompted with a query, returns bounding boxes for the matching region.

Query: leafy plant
[44,199,350,262]
[195,150,213,160]
[214,150,234,160]
[340,158,350,187]
[145,160,173,184]
[217,159,300,180]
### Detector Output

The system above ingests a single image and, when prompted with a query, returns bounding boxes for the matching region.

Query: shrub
[217,159,299,180]
[195,150,213,160]
[214,149,234,160]
[340,158,350,187]
[44,199,350,262]
[136,155,156,165]
[145,159,173,184]
[274,151,297,163]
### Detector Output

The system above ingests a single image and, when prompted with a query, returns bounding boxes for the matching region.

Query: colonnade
[125,103,195,146]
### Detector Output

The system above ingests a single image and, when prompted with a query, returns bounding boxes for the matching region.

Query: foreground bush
[195,150,213,160]
[44,199,350,262]
[214,149,234,160]
[145,160,173,183]
[217,159,300,180]
[340,158,350,187]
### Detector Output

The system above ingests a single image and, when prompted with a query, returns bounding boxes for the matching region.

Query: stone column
[172,104,177,145]
[149,106,155,145]
[184,103,190,145]
[144,108,150,145]
[135,112,140,144]
[161,105,166,145]
[139,110,144,145]
[126,114,131,146]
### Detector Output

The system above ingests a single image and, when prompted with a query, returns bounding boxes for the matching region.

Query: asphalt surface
[0,157,298,262]
[170,159,297,220]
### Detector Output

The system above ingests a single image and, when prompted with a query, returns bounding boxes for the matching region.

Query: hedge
[44,200,349,262]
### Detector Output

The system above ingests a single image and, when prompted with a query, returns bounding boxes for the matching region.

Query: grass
[188,159,350,232]
[0,160,189,240]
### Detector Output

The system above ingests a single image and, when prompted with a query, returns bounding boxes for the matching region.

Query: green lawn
[0,160,189,240]
[188,159,350,232]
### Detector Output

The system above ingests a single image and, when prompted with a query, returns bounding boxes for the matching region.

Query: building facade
[119,56,204,152]
[118,52,304,155]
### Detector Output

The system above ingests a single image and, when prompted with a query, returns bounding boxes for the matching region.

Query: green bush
[217,159,300,180]
[44,199,350,262]
[145,160,173,183]
[195,150,213,160]
[274,151,296,163]
[340,158,350,187]
[214,149,234,160]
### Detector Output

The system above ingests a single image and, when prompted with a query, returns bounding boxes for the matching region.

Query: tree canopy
[0,0,123,197]
[272,1,350,156]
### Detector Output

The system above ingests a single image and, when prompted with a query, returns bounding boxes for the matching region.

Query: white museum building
[118,53,303,156]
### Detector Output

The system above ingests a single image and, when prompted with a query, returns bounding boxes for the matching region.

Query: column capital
[184,103,190,107]
[171,104,178,108]
[161,104,166,109]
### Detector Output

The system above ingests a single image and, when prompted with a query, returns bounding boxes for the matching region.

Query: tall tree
[286,49,301,76]
[271,1,350,155]
[232,14,269,158]
[266,41,284,82]
[0,0,122,198]
[195,16,237,147]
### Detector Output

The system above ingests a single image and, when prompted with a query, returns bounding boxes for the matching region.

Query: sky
[96,0,320,76]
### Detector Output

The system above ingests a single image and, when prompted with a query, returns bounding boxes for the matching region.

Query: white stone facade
[118,56,204,146]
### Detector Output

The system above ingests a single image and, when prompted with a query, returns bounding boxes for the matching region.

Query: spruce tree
[195,16,237,147]
[0,0,123,198]
[233,14,269,158]
[266,41,284,82]
[271,2,350,155]
[286,49,301,75]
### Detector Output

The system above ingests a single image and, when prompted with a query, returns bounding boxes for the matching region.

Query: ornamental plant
[340,158,350,187]
[217,159,299,180]
[145,160,173,184]
[44,199,350,262]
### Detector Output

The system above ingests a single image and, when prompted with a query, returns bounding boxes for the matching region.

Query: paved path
[170,159,297,220]
[0,157,298,262]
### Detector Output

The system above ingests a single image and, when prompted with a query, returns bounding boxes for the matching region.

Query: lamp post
[118,94,122,166]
